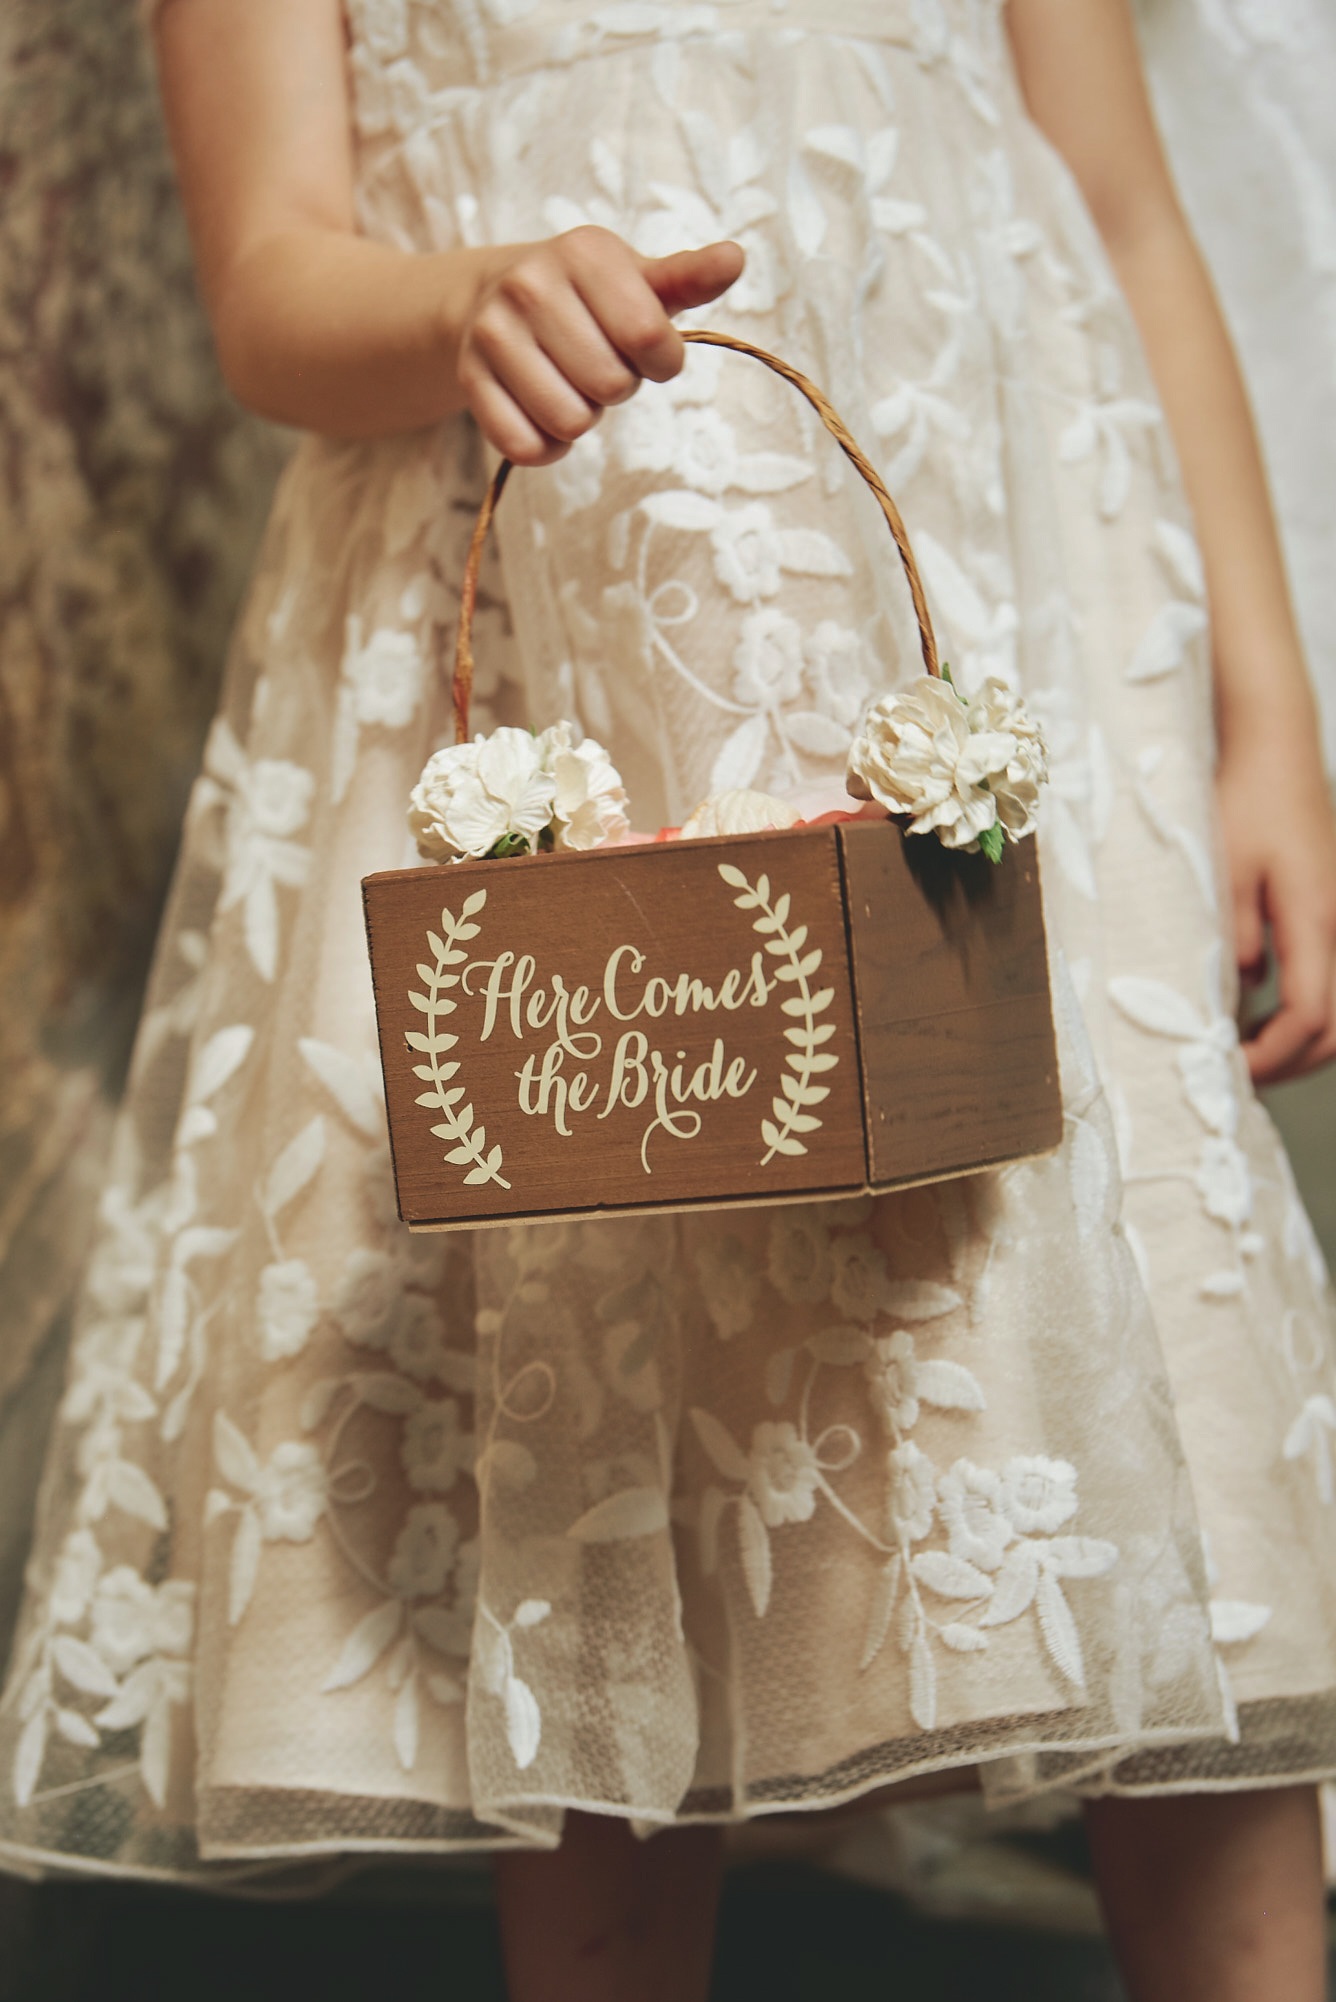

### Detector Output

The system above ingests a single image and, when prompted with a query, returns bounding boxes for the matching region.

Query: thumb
[642,240,745,317]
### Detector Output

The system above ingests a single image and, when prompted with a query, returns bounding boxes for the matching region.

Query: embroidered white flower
[866,1331,921,1432]
[253,1442,328,1542]
[673,407,741,494]
[342,619,423,729]
[938,1459,1015,1572]
[389,1503,460,1598]
[544,721,631,850]
[1195,1135,1253,1227]
[830,1234,890,1321]
[999,1455,1078,1535]
[50,1530,103,1626]
[90,1568,195,1675]
[332,1247,400,1349]
[804,621,873,730]
[388,1294,449,1381]
[679,790,801,839]
[766,1208,833,1304]
[888,1440,937,1543]
[847,673,1047,857]
[257,1259,320,1363]
[712,502,785,602]
[748,1422,822,1526]
[402,1399,473,1493]
[732,608,805,706]
[693,1232,760,1338]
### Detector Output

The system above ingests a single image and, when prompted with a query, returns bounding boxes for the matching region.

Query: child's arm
[152,0,741,456]
[1009,0,1336,1083]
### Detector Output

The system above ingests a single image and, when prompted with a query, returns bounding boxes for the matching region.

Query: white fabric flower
[711,502,784,602]
[402,1399,473,1492]
[255,1442,328,1542]
[748,1422,822,1526]
[732,608,805,706]
[679,790,800,839]
[50,1529,103,1626]
[542,722,630,850]
[342,621,423,729]
[999,1455,1079,1534]
[938,1460,1015,1572]
[1196,1135,1253,1226]
[389,1503,460,1598]
[257,1259,320,1362]
[804,621,873,730]
[830,1235,889,1321]
[693,1232,760,1339]
[766,1208,833,1304]
[866,1331,921,1432]
[847,673,1047,852]
[887,1441,937,1543]
[332,1247,399,1349]
[673,407,740,495]
[91,1569,195,1674]
[389,1293,449,1381]
[409,727,556,860]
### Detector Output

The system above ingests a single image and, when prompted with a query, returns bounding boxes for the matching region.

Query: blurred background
[0,0,1333,1994]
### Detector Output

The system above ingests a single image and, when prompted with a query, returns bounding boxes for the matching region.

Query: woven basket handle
[451,327,940,743]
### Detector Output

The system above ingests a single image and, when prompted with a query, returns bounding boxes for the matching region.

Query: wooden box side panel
[839,821,1062,1186]
[364,825,870,1228]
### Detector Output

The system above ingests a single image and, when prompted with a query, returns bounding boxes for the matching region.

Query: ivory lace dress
[3,0,1336,1881]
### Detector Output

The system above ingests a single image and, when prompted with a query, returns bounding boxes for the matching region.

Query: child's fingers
[1229,866,1268,986]
[642,240,746,317]
[558,227,688,384]
[461,359,569,467]
[468,299,602,448]
[1243,880,1336,1084]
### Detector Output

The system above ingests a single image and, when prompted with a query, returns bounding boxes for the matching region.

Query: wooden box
[362,818,1061,1232]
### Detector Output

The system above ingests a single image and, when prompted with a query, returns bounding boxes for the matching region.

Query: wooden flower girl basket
[362,334,1061,1232]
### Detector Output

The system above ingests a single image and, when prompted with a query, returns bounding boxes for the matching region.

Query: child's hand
[457,226,744,465]
[1216,731,1336,1084]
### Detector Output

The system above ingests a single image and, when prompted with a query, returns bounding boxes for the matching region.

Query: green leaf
[487,832,532,859]
[978,823,1005,865]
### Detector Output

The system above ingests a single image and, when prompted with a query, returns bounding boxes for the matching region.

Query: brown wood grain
[363,825,869,1228]
[838,820,1062,1187]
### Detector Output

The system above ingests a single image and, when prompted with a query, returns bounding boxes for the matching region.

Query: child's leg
[1085,1785,1325,2002]
[495,1811,724,2002]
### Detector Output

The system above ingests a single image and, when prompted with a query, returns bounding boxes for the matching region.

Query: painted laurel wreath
[408,889,510,1189]
[715,863,838,1164]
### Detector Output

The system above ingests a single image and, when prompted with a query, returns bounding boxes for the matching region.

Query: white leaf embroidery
[737,1493,773,1618]
[13,1713,47,1809]
[880,1281,962,1322]
[504,1675,542,1769]
[298,1038,383,1137]
[1125,601,1207,683]
[322,1599,404,1691]
[228,1507,262,1626]
[786,153,827,256]
[775,527,853,577]
[263,1117,326,1218]
[911,1551,992,1600]
[514,1600,551,1629]
[141,1694,171,1808]
[213,1412,261,1494]
[690,1408,752,1483]
[1200,1270,1245,1299]
[106,1461,168,1531]
[187,1025,254,1106]
[1209,1600,1272,1645]
[54,1708,101,1750]
[566,1488,669,1541]
[915,1359,986,1412]
[1108,977,1203,1040]
[52,1638,119,1700]
[909,1631,937,1730]
[394,1675,420,1772]
[94,1663,157,1731]
[1035,1567,1085,1688]
[939,1623,989,1653]
[978,1542,1040,1626]
[639,489,723,531]
[860,1556,902,1670]
[708,713,770,794]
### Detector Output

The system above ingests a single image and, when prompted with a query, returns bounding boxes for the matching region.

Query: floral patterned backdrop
[0,0,286,1654]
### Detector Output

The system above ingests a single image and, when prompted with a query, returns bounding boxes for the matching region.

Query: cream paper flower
[679,789,801,839]
[847,673,1047,860]
[543,721,631,850]
[409,723,628,859]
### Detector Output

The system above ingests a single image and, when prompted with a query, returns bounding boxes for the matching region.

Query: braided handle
[451,327,940,744]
